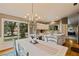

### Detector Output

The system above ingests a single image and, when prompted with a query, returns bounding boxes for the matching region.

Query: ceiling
[0,3,79,22]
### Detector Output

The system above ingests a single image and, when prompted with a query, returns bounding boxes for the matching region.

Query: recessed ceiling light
[44,16,46,18]
[29,17,32,21]
[38,16,41,19]
[26,13,30,16]
[24,16,27,18]
[35,14,38,17]
[56,17,58,19]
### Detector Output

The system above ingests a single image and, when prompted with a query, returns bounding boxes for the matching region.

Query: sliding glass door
[4,21,18,41]
[19,23,28,39]
[2,18,28,41]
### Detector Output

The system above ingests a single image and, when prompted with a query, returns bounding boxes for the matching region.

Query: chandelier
[24,3,41,22]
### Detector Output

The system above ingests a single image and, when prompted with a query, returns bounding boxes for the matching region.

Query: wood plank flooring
[0,38,79,56]
[63,39,79,56]
[0,47,14,55]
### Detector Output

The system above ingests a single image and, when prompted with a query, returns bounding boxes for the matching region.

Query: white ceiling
[0,3,79,22]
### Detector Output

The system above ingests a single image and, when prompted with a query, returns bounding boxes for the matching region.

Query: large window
[19,23,28,39]
[4,21,18,41]
[2,18,28,41]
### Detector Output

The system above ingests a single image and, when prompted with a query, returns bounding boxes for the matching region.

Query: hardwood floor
[63,38,79,56]
[0,47,14,55]
[0,38,79,56]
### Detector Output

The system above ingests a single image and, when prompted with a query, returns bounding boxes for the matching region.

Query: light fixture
[24,16,27,18]
[35,14,38,17]
[29,17,32,21]
[26,4,39,22]
[35,16,41,21]
[44,16,46,18]
[26,13,30,16]
[56,17,58,19]
[25,13,41,21]
[50,21,56,25]
[38,16,41,19]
